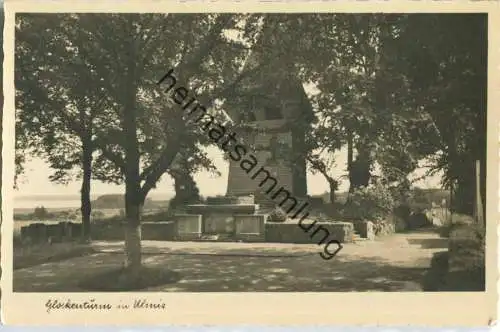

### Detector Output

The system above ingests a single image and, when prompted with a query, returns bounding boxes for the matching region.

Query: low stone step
[198,234,235,242]
[354,237,367,241]
[352,232,367,242]
[199,234,220,241]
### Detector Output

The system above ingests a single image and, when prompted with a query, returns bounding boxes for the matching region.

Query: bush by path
[447,222,485,290]
[426,221,484,291]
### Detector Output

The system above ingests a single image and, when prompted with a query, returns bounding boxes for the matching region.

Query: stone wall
[357,221,375,240]
[92,222,123,241]
[374,220,396,236]
[205,195,255,205]
[22,219,354,245]
[21,222,82,243]
[236,195,255,205]
[234,214,266,242]
[352,218,396,238]
[92,221,176,241]
[175,214,202,240]
[142,222,175,241]
[265,222,354,244]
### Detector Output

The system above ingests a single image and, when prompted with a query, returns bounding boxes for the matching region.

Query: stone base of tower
[225,119,307,204]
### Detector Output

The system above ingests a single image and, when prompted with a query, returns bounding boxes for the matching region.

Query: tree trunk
[80,134,92,242]
[123,156,143,278]
[449,182,454,222]
[349,145,372,190]
[480,157,486,223]
[124,198,142,277]
[347,129,354,193]
[329,181,336,205]
[122,29,142,277]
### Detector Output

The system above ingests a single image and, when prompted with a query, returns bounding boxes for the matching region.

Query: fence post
[475,159,485,226]
[449,183,453,224]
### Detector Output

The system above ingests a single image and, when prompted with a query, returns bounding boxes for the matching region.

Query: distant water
[14,199,81,210]
[14,193,173,210]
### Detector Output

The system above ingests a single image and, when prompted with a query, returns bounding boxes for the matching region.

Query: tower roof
[223,45,314,124]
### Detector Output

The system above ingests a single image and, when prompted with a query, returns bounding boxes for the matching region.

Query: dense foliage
[267,207,288,222]
[342,181,395,222]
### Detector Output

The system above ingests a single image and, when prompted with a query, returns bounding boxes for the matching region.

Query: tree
[33,206,50,219]
[112,14,263,276]
[308,155,340,204]
[308,15,427,193]
[258,14,396,192]
[386,14,487,215]
[15,13,272,278]
[167,149,214,210]
[302,100,344,204]
[16,13,486,278]
[229,14,485,217]
[15,14,124,241]
[16,13,270,278]
[266,14,446,200]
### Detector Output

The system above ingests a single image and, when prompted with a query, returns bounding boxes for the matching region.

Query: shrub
[448,222,485,290]
[141,209,176,222]
[407,212,432,230]
[408,188,433,213]
[343,182,395,222]
[391,204,411,232]
[451,213,475,225]
[91,210,105,220]
[308,197,326,209]
[439,213,475,238]
[317,202,344,219]
[394,204,411,220]
[267,207,288,222]
[372,219,395,235]
[448,223,485,257]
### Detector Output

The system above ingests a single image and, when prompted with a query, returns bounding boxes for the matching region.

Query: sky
[14,145,443,200]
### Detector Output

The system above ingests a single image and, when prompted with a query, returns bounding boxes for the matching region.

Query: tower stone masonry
[224,64,313,202]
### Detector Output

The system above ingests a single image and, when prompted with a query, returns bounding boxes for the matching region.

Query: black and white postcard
[1,0,499,326]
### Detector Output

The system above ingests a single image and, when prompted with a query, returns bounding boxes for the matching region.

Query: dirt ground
[13,229,448,292]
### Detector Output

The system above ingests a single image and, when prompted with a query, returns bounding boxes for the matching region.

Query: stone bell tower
[224,54,313,201]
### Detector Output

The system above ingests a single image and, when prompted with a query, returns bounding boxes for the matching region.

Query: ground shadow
[78,266,182,291]
[407,238,448,249]
[14,243,96,270]
[422,251,485,292]
[15,252,432,292]
[396,226,441,234]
